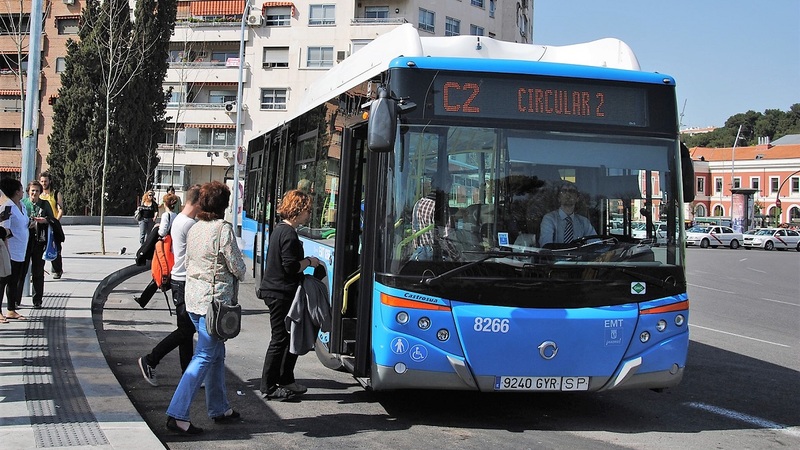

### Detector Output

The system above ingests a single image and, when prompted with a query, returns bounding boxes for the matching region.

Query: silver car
[742,228,800,251]
[685,225,743,249]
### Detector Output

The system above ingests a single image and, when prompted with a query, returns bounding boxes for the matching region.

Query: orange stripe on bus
[380,293,451,311]
[640,300,689,315]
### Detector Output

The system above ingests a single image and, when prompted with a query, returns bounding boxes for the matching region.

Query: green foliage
[682,103,800,148]
[47,0,177,216]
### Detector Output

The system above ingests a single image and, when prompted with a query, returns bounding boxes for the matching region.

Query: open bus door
[316,124,373,378]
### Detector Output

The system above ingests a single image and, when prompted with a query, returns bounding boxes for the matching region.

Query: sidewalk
[0,224,163,449]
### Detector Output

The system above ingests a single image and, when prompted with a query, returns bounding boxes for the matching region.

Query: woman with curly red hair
[258,189,320,401]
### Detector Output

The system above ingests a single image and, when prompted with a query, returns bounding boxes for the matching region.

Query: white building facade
[155,0,534,198]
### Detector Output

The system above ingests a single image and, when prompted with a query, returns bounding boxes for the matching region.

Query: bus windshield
[380,124,684,304]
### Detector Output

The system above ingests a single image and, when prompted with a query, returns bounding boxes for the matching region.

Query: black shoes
[166,416,203,435]
[264,386,296,401]
[211,409,241,423]
[53,272,62,279]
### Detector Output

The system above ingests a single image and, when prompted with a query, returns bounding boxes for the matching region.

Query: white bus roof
[297,23,641,119]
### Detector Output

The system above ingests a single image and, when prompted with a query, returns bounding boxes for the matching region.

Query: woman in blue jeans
[165,181,246,434]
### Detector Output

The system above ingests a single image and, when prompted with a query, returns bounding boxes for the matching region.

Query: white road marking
[746,267,767,274]
[689,324,791,348]
[759,297,799,307]
[687,283,735,294]
[684,402,800,438]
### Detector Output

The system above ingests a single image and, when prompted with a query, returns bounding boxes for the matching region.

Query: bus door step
[343,339,356,355]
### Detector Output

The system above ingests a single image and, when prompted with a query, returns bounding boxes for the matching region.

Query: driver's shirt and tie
[539,208,597,246]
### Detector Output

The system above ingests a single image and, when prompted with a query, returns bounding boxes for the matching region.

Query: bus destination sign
[434,76,648,127]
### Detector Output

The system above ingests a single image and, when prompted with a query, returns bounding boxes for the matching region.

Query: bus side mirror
[367,94,398,153]
[680,142,695,202]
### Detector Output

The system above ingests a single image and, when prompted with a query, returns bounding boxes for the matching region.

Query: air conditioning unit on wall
[247,13,263,26]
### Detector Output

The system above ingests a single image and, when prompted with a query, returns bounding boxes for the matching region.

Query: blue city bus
[242,25,694,392]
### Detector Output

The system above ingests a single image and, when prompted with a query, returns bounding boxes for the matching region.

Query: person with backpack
[138,186,200,387]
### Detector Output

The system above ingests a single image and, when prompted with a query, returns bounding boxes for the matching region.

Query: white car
[685,225,743,249]
[742,228,800,251]
[632,222,668,244]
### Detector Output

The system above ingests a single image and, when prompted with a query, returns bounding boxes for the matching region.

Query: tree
[682,104,800,148]
[48,0,176,253]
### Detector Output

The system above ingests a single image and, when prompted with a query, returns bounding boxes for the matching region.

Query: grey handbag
[205,222,241,340]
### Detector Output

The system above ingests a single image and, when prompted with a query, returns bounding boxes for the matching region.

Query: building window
[184,128,236,148]
[260,88,287,110]
[469,24,484,36]
[0,14,30,34]
[445,17,460,36]
[792,177,800,193]
[519,14,528,38]
[154,166,186,190]
[715,177,723,194]
[55,57,66,73]
[489,0,496,18]
[351,40,372,54]
[751,177,759,190]
[694,204,706,217]
[713,205,724,216]
[419,8,435,33]
[57,18,79,35]
[265,6,292,26]
[770,177,779,193]
[364,6,389,20]
[309,4,335,26]
[471,0,485,8]
[263,47,289,68]
[209,90,236,104]
[306,46,333,67]
[733,177,741,189]
[696,177,704,194]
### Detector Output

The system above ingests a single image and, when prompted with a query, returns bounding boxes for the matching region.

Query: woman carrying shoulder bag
[165,181,246,435]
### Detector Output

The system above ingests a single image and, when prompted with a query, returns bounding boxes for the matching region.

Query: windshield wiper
[422,250,537,286]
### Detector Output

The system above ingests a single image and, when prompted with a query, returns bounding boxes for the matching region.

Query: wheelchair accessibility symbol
[409,345,428,362]
[390,337,409,355]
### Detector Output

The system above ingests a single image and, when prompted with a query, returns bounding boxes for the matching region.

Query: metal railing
[350,17,408,25]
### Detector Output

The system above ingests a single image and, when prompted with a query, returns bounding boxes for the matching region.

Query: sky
[532,0,800,129]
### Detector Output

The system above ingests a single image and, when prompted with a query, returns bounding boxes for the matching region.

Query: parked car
[632,222,668,244]
[742,228,800,251]
[685,225,743,249]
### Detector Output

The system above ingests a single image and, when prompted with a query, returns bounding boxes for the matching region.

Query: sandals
[0,316,8,324]
[5,312,27,320]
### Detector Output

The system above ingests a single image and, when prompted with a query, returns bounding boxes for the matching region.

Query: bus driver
[538,181,596,246]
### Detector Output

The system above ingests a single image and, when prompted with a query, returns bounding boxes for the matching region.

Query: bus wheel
[729,240,740,249]
[700,238,710,248]
[764,241,775,251]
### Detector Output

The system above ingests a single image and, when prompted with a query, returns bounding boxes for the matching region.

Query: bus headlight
[674,314,685,327]
[437,329,449,341]
[640,331,650,343]
[656,319,667,332]
[396,311,409,325]
[418,317,431,330]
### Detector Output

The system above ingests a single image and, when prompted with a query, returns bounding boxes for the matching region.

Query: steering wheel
[575,234,619,246]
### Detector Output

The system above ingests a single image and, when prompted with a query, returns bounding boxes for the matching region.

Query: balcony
[350,17,408,25]
[165,103,243,125]
[172,23,250,44]
[165,62,248,85]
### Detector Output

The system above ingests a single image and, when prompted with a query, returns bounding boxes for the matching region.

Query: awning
[262,2,295,16]
[55,15,81,20]
[184,123,237,129]
[195,82,237,87]
[191,0,245,16]
[0,166,20,172]
[0,90,22,96]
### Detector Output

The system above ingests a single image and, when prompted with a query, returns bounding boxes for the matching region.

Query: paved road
[98,247,800,449]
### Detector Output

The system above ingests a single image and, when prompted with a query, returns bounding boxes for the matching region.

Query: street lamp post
[207,151,219,181]
[231,1,251,238]
[729,124,743,222]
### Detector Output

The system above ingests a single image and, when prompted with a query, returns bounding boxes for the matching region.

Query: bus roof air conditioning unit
[247,13,263,26]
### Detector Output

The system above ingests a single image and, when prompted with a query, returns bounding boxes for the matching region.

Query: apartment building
[0,0,80,177]
[156,0,534,198]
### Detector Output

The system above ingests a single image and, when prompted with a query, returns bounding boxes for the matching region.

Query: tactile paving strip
[23,293,109,447]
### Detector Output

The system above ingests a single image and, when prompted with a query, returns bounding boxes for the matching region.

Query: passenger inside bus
[538,181,597,246]
[410,176,459,261]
